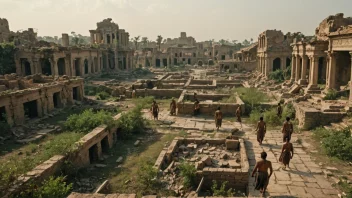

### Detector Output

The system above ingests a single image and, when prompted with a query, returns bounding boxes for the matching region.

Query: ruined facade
[257,30,293,76]
[0,74,84,126]
[89,18,133,70]
[0,18,10,42]
[219,43,258,72]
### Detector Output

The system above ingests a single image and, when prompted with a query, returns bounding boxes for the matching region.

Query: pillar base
[306,84,321,94]
[298,79,308,85]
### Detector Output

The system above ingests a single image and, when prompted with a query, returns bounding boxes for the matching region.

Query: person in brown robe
[277,103,282,118]
[282,117,293,142]
[194,99,200,116]
[236,106,242,129]
[279,138,294,170]
[151,100,159,120]
[170,98,177,116]
[251,152,273,196]
[214,106,223,131]
[255,117,266,145]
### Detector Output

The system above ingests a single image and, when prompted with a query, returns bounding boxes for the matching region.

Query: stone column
[264,57,269,77]
[280,57,284,70]
[295,55,301,82]
[258,57,262,72]
[114,51,119,70]
[307,56,319,90]
[53,59,59,76]
[326,52,336,90]
[298,56,308,85]
[291,55,296,81]
[15,59,21,76]
[349,52,352,105]
[90,32,95,44]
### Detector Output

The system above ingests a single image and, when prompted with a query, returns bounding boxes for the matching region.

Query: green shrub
[220,95,237,103]
[211,180,234,197]
[0,42,16,75]
[179,161,196,189]
[96,91,110,100]
[269,69,285,83]
[84,86,97,96]
[132,96,155,109]
[116,106,145,138]
[235,87,270,114]
[249,108,261,124]
[282,103,295,119]
[323,89,338,100]
[20,176,72,198]
[321,128,352,161]
[137,160,160,194]
[64,109,115,133]
[249,105,295,126]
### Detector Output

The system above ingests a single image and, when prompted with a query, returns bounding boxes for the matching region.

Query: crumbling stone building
[257,30,293,76]
[89,18,134,71]
[0,74,84,126]
[219,43,258,72]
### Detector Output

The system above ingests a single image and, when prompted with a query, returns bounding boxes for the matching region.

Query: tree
[141,37,148,47]
[250,38,253,44]
[70,31,86,46]
[219,39,226,45]
[0,43,16,75]
[232,40,238,45]
[132,36,141,50]
[242,39,250,47]
[156,35,163,51]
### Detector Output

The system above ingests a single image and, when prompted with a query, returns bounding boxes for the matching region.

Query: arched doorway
[41,59,52,75]
[155,59,161,67]
[24,60,31,76]
[57,58,65,75]
[107,34,111,44]
[273,58,281,71]
[84,59,89,74]
[75,58,81,76]
[286,57,291,68]
[91,62,94,73]
[318,57,326,84]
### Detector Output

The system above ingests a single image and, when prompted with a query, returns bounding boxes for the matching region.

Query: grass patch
[249,103,296,126]
[234,87,270,114]
[64,109,116,133]
[0,132,83,193]
[312,127,352,161]
[116,106,146,139]
[131,96,155,109]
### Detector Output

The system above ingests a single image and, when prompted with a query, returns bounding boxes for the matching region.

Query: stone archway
[273,58,281,71]
[57,58,65,75]
[23,60,31,76]
[318,57,326,84]
[41,58,52,75]
[84,59,89,74]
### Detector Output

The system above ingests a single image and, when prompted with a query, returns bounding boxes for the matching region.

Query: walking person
[279,138,294,170]
[277,103,282,118]
[255,117,266,145]
[236,106,242,129]
[170,98,177,116]
[214,106,223,131]
[282,117,294,142]
[251,152,273,197]
[151,100,159,120]
[194,99,200,116]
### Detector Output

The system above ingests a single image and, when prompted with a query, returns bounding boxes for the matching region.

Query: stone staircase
[323,116,352,131]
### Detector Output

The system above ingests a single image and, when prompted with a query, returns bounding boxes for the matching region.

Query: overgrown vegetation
[19,176,72,198]
[136,160,161,194]
[323,89,338,100]
[210,180,234,197]
[132,68,152,76]
[234,87,270,114]
[0,132,82,193]
[64,109,115,133]
[131,96,155,109]
[249,103,296,126]
[179,161,197,189]
[268,66,291,83]
[220,94,237,103]
[96,91,110,100]
[116,106,146,139]
[0,42,16,75]
[312,127,352,161]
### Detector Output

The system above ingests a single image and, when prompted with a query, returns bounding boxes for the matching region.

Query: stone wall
[132,89,183,99]
[0,78,84,126]
[154,138,249,191]
[294,103,345,130]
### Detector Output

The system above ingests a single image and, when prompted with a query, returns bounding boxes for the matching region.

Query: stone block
[225,139,239,150]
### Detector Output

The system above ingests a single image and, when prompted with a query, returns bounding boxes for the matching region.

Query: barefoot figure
[214,106,223,131]
[255,117,266,145]
[279,138,294,170]
[151,100,159,120]
[277,103,282,118]
[251,152,273,196]
[236,106,242,129]
[194,99,200,116]
[170,98,177,116]
[282,117,293,142]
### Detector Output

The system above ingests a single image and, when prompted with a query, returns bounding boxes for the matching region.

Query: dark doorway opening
[107,34,111,44]
[94,58,98,72]
[101,136,109,154]
[156,59,161,67]
[306,57,310,80]
[174,58,178,65]
[73,87,79,100]
[193,53,196,57]
[41,59,52,75]
[273,58,281,71]
[23,100,38,119]
[89,144,99,163]
[318,57,326,84]
[57,58,65,75]
[179,52,182,57]
[103,56,107,69]
[123,57,127,69]
[84,59,89,74]
[221,55,225,60]
[23,60,31,76]
[146,59,150,67]
[53,92,61,108]
[188,59,191,64]
[163,59,168,67]
[75,58,81,76]
[335,51,351,88]
[175,53,178,57]
[0,106,6,122]
[286,57,291,68]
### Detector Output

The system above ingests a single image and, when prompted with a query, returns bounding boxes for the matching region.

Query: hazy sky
[1,0,352,42]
